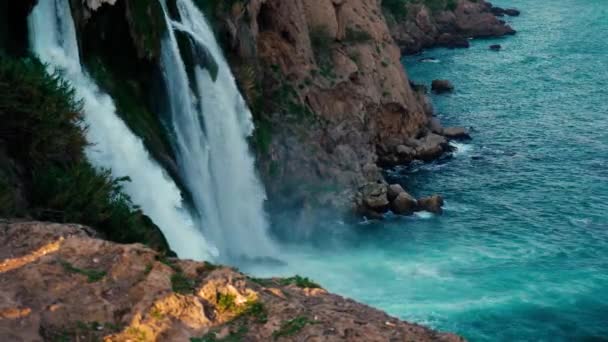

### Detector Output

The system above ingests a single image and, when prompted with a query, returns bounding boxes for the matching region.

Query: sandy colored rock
[0,221,463,341]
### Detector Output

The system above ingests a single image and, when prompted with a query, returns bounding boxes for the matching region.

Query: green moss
[272,316,313,339]
[60,260,107,283]
[171,271,196,294]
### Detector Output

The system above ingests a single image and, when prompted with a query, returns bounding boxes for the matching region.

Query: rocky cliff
[208,0,515,220]
[387,0,517,54]
[0,221,463,341]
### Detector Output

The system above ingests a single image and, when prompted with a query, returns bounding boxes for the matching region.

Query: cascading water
[28,0,216,261]
[158,0,277,262]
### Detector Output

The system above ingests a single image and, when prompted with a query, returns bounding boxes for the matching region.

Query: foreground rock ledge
[0,221,463,341]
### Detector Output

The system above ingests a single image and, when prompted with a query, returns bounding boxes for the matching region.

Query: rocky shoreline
[0,221,463,341]
[205,0,519,220]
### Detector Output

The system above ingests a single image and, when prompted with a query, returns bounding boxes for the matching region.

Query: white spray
[28,0,216,261]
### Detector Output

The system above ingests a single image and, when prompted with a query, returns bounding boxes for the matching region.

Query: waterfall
[159,0,277,261]
[28,0,216,261]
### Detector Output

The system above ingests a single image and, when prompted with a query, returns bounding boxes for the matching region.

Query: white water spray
[159,0,277,261]
[29,0,216,261]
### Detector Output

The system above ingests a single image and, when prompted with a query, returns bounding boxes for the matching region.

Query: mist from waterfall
[28,0,216,261]
[158,0,277,262]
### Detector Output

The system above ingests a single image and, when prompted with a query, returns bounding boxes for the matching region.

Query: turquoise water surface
[249,1,608,340]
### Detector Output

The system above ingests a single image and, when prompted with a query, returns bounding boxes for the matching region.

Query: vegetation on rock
[0,56,172,253]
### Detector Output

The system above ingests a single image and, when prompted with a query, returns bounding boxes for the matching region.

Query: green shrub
[344,27,373,44]
[279,275,322,289]
[60,260,107,283]
[171,271,196,294]
[0,56,171,253]
[272,316,313,339]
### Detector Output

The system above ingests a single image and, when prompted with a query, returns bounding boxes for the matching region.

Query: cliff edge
[0,221,463,341]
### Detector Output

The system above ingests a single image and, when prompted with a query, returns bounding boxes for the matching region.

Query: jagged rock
[415,133,449,161]
[361,182,390,213]
[392,192,418,215]
[443,127,471,140]
[418,195,445,214]
[0,221,463,341]
[490,44,502,51]
[387,184,406,201]
[432,79,454,93]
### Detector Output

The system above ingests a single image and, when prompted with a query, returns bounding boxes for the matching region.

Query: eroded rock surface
[0,221,463,341]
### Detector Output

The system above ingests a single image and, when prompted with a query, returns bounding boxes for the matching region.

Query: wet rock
[392,192,418,215]
[417,195,445,214]
[387,184,406,201]
[431,79,454,94]
[358,182,390,216]
[443,127,471,140]
[415,133,449,161]
[437,33,470,49]
[489,44,502,51]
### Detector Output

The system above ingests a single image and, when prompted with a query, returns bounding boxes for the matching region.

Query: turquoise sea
[249,1,608,340]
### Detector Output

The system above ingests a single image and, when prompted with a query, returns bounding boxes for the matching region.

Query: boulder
[417,195,444,214]
[504,8,521,16]
[360,182,390,214]
[489,44,502,51]
[431,79,454,94]
[429,117,444,134]
[491,7,521,17]
[387,184,406,201]
[442,127,471,140]
[392,192,418,215]
[414,133,448,161]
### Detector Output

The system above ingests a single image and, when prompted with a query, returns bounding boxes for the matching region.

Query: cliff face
[0,221,463,341]
[213,0,442,217]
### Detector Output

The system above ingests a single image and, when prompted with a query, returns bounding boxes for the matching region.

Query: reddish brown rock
[0,221,464,341]
[418,195,445,214]
[392,192,418,215]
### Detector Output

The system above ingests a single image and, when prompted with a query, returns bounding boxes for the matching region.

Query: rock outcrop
[0,221,463,341]
[432,79,455,94]
[388,0,516,55]
[210,0,438,215]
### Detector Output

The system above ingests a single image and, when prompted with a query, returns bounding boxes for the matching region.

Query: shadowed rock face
[0,221,464,341]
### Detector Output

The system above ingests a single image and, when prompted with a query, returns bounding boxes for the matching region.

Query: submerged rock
[418,195,445,214]
[443,127,471,140]
[388,183,407,201]
[432,79,455,94]
[489,44,502,51]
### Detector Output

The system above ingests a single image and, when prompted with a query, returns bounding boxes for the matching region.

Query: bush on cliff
[0,56,172,253]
